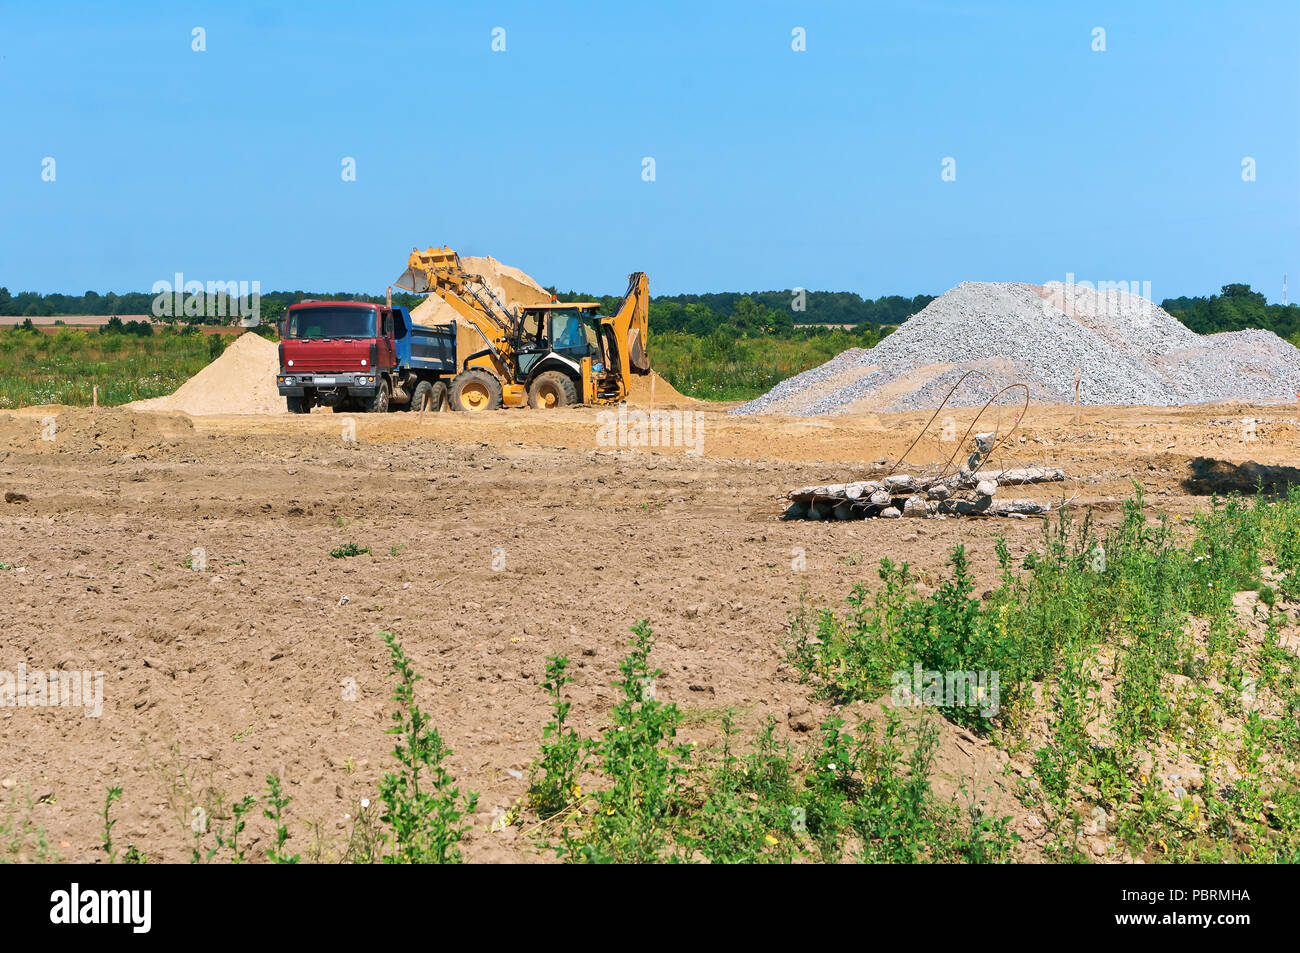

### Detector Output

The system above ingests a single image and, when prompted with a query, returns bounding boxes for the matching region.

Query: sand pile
[128,333,285,416]
[410,255,552,325]
[410,255,554,368]
[734,282,1300,415]
[464,256,552,305]
[627,370,697,407]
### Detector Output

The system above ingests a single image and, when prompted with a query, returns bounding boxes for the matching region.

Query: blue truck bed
[393,306,456,374]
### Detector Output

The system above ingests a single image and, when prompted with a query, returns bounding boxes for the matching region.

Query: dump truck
[275,300,457,413]
[395,247,651,412]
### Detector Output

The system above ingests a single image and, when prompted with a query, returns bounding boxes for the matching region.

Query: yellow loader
[395,247,650,412]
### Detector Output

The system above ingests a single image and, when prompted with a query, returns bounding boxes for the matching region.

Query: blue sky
[2,0,1297,300]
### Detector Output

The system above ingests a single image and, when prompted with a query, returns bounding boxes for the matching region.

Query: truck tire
[365,378,391,414]
[528,370,579,409]
[450,368,502,412]
[411,379,447,413]
[286,395,310,414]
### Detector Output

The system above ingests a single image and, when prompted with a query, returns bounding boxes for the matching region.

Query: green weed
[528,654,587,820]
[377,631,478,863]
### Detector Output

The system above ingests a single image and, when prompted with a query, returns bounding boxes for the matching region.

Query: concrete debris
[784,432,1062,520]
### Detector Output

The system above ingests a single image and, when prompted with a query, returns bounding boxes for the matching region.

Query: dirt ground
[0,399,1296,862]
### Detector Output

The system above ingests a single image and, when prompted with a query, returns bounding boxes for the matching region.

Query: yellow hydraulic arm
[395,246,520,381]
[609,271,651,380]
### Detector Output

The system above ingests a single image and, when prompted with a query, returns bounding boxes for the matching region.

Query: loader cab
[515,303,602,376]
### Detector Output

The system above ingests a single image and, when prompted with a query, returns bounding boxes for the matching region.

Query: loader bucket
[394,266,428,293]
[395,246,464,293]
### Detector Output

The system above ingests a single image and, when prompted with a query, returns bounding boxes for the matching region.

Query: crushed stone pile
[734,282,1300,415]
[127,332,284,415]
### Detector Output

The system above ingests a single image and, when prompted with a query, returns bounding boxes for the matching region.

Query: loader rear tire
[450,369,502,412]
[286,395,310,414]
[527,371,578,409]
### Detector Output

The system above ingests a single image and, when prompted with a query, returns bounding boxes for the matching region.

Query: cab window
[552,313,588,355]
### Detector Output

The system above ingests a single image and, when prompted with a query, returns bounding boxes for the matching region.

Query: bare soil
[0,400,1296,862]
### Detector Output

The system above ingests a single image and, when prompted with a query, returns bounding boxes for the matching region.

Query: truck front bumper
[277,371,379,398]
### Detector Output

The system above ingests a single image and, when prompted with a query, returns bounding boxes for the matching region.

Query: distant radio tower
[1285,274,1288,306]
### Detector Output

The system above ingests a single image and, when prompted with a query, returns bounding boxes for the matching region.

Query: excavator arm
[608,271,651,378]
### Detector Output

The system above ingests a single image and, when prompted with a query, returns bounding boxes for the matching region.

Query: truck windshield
[286,307,377,340]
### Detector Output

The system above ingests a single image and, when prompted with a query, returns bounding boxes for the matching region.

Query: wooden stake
[1073,367,1080,425]
[92,384,98,408]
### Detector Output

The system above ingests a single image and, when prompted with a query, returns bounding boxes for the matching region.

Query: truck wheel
[450,368,502,412]
[528,371,578,409]
[286,395,310,414]
[411,380,447,413]
[365,379,391,414]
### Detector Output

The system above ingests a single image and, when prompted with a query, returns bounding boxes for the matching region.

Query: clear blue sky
[2,0,1297,301]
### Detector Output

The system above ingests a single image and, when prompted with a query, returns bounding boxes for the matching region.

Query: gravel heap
[733,282,1300,415]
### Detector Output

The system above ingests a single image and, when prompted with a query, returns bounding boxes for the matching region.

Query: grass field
[0,324,878,408]
[651,327,887,401]
[0,327,230,408]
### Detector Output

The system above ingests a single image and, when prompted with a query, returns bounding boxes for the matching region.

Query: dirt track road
[1,401,1296,861]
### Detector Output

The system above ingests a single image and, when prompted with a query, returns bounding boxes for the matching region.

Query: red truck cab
[277,301,393,413]
[277,300,457,414]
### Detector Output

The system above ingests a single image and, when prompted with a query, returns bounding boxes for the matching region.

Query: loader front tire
[527,371,578,409]
[450,368,503,412]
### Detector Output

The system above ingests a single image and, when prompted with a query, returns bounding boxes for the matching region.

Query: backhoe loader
[395,247,651,412]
